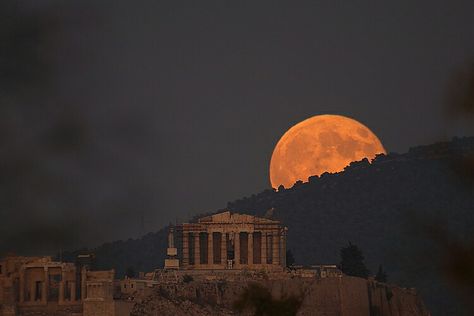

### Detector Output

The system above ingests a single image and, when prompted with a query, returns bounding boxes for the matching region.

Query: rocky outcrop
[131,276,430,316]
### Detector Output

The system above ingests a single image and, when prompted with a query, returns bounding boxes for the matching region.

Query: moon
[269,115,386,189]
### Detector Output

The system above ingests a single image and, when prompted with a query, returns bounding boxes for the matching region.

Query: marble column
[81,267,86,300]
[248,232,254,265]
[59,281,64,303]
[272,231,280,265]
[182,232,189,267]
[42,267,48,304]
[30,281,36,302]
[220,232,227,266]
[208,232,214,265]
[70,281,76,302]
[234,232,240,267]
[19,268,25,303]
[59,270,65,303]
[261,233,267,265]
[194,232,201,266]
[280,229,287,268]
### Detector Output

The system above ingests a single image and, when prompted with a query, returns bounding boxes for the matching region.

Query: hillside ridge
[63,136,474,315]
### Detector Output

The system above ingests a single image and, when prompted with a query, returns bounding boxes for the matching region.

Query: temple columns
[207,232,213,265]
[248,232,254,265]
[221,232,227,266]
[42,267,48,304]
[30,281,36,302]
[59,281,64,303]
[234,232,240,267]
[194,232,200,266]
[19,268,25,303]
[280,229,287,268]
[272,231,280,266]
[180,226,285,269]
[81,267,86,300]
[182,232,189,267]
[70,281,76,302]
[59,270,65,304]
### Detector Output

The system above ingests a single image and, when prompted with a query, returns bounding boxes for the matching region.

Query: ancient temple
[177,211,287,270]
[0,255,134,316]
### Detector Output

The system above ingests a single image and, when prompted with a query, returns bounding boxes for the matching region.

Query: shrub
[183,274,194,283]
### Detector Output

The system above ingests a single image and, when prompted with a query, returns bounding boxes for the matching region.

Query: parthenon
[177,211,287,270]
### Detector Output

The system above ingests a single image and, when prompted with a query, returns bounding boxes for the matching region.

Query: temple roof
[197,211,279,224]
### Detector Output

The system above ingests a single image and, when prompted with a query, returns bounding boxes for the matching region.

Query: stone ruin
[173,211,288,271]
[0,211,430,316]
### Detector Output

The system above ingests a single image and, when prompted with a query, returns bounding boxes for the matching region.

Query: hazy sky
[1,0,473,254]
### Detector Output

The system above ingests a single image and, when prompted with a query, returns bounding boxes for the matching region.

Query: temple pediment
[198,211,279,224]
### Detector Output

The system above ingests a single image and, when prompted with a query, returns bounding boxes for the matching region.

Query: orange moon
[269,115,386,189]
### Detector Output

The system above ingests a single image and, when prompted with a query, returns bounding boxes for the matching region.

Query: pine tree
[125,266,135,278]
[375,264,388,283]
[286,249,295,267]
[340,242,369,278]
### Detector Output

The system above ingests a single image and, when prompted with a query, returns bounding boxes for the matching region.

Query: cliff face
[131,276,430,316]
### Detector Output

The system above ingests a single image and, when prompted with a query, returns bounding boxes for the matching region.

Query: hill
[63,136,474,315]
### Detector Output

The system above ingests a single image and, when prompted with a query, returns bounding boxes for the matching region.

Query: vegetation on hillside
[233,282,302,316]
[340,242,369,279]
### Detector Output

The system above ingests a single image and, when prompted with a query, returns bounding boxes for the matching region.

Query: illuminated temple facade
[176,211,287,270]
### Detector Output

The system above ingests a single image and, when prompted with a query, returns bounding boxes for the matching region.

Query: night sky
[1,0,473,254]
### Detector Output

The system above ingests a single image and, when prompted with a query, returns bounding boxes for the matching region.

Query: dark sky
[1,0,473,254]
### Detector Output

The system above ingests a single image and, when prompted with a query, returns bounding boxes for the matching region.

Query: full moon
[270,115,386,189]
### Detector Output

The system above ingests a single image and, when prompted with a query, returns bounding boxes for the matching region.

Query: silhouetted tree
[233,282,302,316]
[125,266,135,278]
[183,274,193,283]
[340,242,369,278]
[286,249,295,267]
[375,264,388,283]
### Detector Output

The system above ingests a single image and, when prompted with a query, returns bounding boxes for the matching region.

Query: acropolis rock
[0,211,431,316]
[131,274,430,316]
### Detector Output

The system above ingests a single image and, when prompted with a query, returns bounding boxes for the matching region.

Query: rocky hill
[130,275,430,316]
[63,136,474,315]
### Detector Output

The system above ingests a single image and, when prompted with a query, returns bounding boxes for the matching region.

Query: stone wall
[82,300,134,316]
[83,300,114,316]
[131,276,431,316]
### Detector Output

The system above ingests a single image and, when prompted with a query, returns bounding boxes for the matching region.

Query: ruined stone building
[175,211,288,270]
[0,211,289,315]
[0,255,134,316]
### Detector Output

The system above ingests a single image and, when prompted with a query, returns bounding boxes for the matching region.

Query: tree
[375,264,388,283]
[125,266,135,278]
[286,249,295,267]
[183,274,194,283]
[233,282,302,316]
[340,242,369,278]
